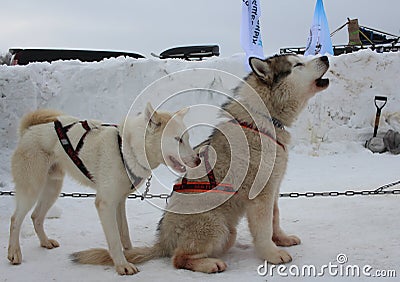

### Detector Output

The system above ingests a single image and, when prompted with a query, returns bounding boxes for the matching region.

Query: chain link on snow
[0,191,15,196]
[374,179,400,192]
[279,189,400,198]
[1,180,399,200]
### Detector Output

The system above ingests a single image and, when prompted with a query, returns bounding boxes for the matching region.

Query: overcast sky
[1,0,399,57]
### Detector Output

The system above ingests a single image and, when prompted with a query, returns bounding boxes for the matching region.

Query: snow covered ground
[0,50,399,281]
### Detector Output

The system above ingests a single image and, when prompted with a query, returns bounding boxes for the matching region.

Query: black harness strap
[97,123,143,189]
[75,121,91,153]
[116,134,143,189]
[54,120,143,189]
[54,120,94,181]
[199,148,217,187]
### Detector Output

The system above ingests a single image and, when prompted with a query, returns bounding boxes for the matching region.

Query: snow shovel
[365,96,387,153]
[372,96,387,137]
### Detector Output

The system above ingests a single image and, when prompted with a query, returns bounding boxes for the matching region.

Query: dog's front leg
[117,199,133,250]
[95,196,138,275]
[272,197,301,247]
[246,194,292,264]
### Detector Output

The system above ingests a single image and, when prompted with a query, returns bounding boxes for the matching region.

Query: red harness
[54,120,142,189]
[173,118,285,195]
[54,120,94,181]
[173,148,237,195]
[229,118,286,151]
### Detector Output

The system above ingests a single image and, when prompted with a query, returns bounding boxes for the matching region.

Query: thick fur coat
[72,54,330,273]
[8,104,199,275]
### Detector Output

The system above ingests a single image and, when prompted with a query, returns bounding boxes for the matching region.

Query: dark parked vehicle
[9,48,145,65]
[151,45,220,60]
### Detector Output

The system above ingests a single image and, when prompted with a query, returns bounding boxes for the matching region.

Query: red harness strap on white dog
[54,120,94,181]
[54,120,142,189]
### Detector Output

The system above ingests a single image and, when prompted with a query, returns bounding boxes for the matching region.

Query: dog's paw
[115,263,139,275]
[41,238,60,249]
[273,234,301,247]
[192,258,227,273]
[8,246,22,265]
[263,248,292,264]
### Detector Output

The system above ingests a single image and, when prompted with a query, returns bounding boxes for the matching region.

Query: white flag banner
[304,0,333,56]
[240,0,264,70]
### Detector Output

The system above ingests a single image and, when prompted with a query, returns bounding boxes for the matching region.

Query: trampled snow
[0,50,399,281]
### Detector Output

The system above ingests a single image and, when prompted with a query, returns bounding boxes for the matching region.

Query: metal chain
[141,175,152,200]
[374,179,400,192]
[279,189,400,198]
[1,181,399,200]
[0,191,15,196]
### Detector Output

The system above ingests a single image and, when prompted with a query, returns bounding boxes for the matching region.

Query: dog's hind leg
[95,193,139,275]
[8,151,50,264]
[170,215,230,273]
[117,199,132,250]
[173,251,227,273]
[31,164,64,249]
[8,190,40,264]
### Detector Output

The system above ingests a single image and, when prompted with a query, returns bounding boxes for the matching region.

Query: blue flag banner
[240,0,264,70]
[304,0,333,56]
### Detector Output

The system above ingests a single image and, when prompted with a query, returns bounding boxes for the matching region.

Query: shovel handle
[373,111,381,137]
[374,96,387,110]
[373,96,387,137]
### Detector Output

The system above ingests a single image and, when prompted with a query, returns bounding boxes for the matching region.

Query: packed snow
[0,50,399,281]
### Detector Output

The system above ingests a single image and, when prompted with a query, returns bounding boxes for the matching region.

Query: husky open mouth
[169,156,186,173]
[316,77,329,88]
[315,56,330,88]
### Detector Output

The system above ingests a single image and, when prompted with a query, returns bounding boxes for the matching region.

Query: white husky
[7,103,200,275]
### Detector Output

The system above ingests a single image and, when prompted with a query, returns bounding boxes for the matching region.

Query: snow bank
[293,50,400,154]
[1,50,399,153]
[0,50,399,281]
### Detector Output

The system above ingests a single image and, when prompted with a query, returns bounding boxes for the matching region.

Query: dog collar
[269,117,285,130]
[229,118,286,151]
[242,105,285,130]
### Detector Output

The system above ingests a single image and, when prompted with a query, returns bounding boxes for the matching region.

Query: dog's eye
[175,137,183,143]
[294,63,304,67]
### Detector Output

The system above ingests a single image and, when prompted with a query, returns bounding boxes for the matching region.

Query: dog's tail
[19,109,62,136]
[71,244,164,265]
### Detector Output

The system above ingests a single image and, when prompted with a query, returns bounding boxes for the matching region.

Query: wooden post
[348,18,362,45]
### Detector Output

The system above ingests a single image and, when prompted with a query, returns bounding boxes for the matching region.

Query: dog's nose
[320,56,329,66]
[194,157,201,166]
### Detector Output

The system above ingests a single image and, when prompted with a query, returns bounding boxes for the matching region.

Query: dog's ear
[175,107,189,118]
[144,102,154,123]
[145,102,161,130]
[249,57,272,82]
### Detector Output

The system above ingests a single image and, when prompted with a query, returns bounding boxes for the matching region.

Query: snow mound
[1,50,399,154]
[293,50,400,154]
